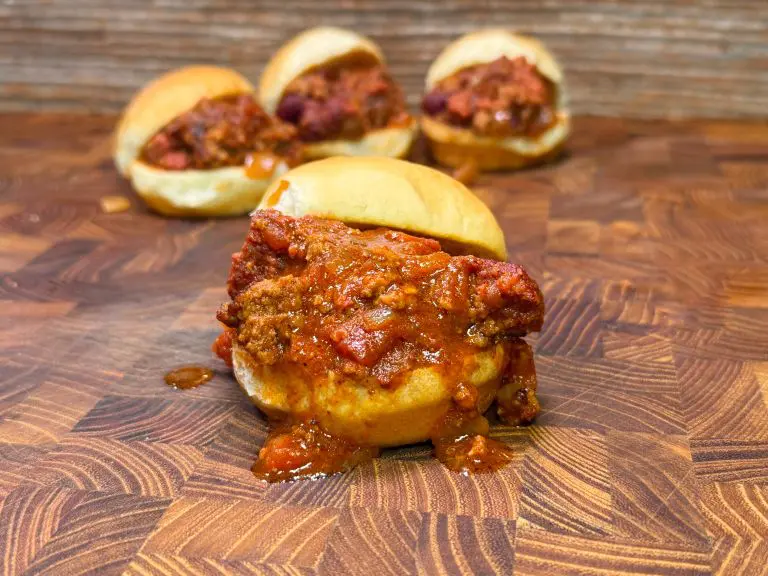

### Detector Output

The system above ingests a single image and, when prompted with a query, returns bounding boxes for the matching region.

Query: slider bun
[233,342,506,446]
[303,123,416,160]
[259,27,414,159]
[422,29,570,170]
[259,26,383,116]
[114,66,280,217]
[130,161,289,218]
[258,156,507,260]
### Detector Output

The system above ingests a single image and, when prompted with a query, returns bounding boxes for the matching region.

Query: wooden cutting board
[0,114,766,575]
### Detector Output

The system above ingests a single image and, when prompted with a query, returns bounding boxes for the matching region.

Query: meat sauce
[252,420,380,482]
[276,64,411,142]
[422,56,556,138]
[215,210,544,481]
[434,434,515,475]
[140,93,303,171]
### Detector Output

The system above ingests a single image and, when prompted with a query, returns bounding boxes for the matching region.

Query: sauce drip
[434,434,514,475]
[164,365,214,389]
[451,158,479,186]
[245,153,279,180]
[252,420,379,482]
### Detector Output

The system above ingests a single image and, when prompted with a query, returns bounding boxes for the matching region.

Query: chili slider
[114,66,302,217]
[216,157,544,453]
[260,27,416,160]
[421,29,570,170]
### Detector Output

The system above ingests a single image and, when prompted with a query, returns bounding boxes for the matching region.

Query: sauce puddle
[252,420,379,483]
[164,365,214,389]
[434,434,515,475]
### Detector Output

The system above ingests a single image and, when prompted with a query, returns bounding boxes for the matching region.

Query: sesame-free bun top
[259,26,384,116]
[422,29,569,170]
[114,66,254,177]
[426,29,563,89]
[258,156,507,261]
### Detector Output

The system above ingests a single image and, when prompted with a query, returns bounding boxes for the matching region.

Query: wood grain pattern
[2,1,768,119]
[0,113,767,574]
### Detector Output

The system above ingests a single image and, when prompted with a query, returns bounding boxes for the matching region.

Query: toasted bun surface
[258,156,507,260]
[233,342,505,446]
[114,66,289,217]
[114,66,254,177]
[259,26,383,116]
[422,29,569,170]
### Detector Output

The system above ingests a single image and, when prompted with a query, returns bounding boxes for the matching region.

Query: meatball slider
[421,29,569,171]
[114,66,302,217]
[260,27,416,160]
[215,158,544,481]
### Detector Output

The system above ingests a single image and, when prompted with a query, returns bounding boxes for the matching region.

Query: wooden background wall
[1,0,767,119]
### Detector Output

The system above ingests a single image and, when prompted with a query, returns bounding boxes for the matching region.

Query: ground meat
[421,56,556,138]
[276,65,411,142]
[140,93,302,170]
[217,210,544,388]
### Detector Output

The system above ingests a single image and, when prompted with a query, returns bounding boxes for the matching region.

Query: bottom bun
[232,342,507,447]
[303,123,417,160]
[129,160,289,217]
[421,115,568,171]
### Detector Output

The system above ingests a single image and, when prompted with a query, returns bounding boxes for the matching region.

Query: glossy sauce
[164,365,214,389]
[245,153,278,180]
[434,434,515,475]
[252,420,379,482]
[262,179,289,208]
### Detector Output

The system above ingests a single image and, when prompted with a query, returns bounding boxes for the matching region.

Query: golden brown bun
[259,26,415,159]
[258,156,507,260]
[422,115,569,171]
[233,342,505,447]
[421,29,570,171]
[114,66,282,217]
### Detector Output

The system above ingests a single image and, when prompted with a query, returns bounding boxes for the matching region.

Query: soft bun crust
[233,342,505,446]
[259,156,508,260]
[422,29,569,170]
[426,29,563,89]
[259,26,383,116]
[131,161,289,217]
[303,123,416,160]
[421,115,569,170]
[114,66,254,177]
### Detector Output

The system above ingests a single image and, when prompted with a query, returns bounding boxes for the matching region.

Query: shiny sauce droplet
[434,434,514,475]
[263,179,290,207]
[245,153,278,180]
[164,366,214,390]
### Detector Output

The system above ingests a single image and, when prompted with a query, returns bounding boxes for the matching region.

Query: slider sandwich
[114,66,302,217]
[215,157,544,481]
[421,29,569,171]
[260,27,416,160]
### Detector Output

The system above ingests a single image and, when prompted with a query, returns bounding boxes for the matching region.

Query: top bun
[259,26,384,116]
[114,66,254,177]
[258,156,507,261]
[426,29,564,89]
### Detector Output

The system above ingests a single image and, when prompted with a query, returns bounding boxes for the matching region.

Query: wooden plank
[1,1,768,117]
